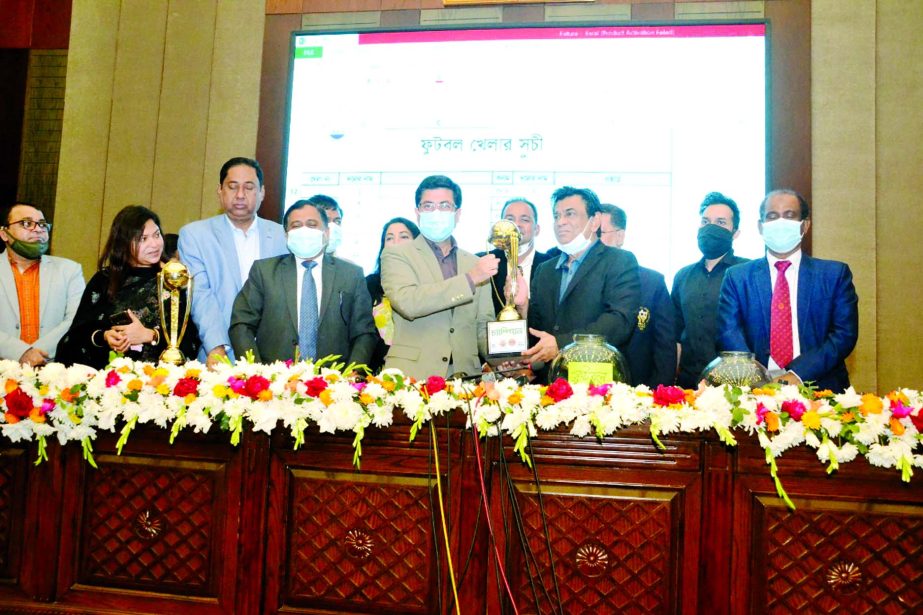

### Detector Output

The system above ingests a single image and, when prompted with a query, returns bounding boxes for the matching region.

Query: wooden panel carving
[283,469,436,613]
[0,449,25,582]
[755,497,923,614]
[77,456,222,596]
[509,483,677,614]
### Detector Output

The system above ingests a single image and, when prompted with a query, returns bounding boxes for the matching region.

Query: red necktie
[770,260,793,368]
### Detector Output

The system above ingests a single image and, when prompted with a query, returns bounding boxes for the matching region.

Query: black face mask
[697,224,734,259]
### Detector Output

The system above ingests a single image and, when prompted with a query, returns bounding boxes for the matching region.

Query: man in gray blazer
[381,175,497,380]
[229,201,376,366]
[0,203,85,365]
[179,157,287,367]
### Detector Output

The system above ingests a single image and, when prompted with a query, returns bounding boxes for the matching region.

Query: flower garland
[1,358,921,508]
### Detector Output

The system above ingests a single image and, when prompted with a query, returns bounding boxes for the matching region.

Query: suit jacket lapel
[0,259,19,317]
[280,255,298,332]
[560,242,601,305]
[755,258,773,339]
[258,218,279,259]
[211,215,242,289]
[415,236,444,283]
[38,256,50,321]
[318,254,337,323]
[796,255,815,342]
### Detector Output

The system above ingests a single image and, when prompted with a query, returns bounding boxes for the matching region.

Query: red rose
[910,410,923,433]
[423,376,446,395]
[105,370,121,387]
[305,376,327,397]
[243,375,271,399]
[173,377,199,398]
[546,378,573,403]
[652,384,686,407]
[4,388,35,419]
[781,399,806,421]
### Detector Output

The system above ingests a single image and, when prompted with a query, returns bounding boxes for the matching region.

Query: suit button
[449,328,455,333]
[442,357,448,362]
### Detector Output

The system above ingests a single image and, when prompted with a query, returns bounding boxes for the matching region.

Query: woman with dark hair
[56,205,198,368]
[365,217,419,372]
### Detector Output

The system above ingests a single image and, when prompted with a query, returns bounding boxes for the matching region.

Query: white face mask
[418,210,457,243]
[557,220,592,256]
[518,240,534,257]
[761,218,804,254]
[325,222,342,253]
[287,226,327,259]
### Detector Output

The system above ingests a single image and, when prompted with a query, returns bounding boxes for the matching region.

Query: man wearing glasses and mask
[0,202,85,366]
[381,175,496,379]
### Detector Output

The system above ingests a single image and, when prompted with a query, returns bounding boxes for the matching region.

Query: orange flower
[319,389,333,406]
[325,373,340,383]
[540,394,554,407]
[257,389,273,402]
[127,379,144,392]
[184,393,197,405]
[381,380,395,392]
[890,417,905,436]
[60,388,77,403]
[4,379,17,394]
[508,391,523,405]
[4,411,19,424]
[29,407,45,423]
[148,375,165,388]
[185,368,201,379]
[752,387,775,396]
[143,365,155,376]
[359,393,374,405]
[886,390,909,405]
[840,412,855,423]
[473,384,486,398]
[814,389,834,399]
[765,411,780,432]
[860,394,883,415]
[684,390,697,406]
[801,410,821,430]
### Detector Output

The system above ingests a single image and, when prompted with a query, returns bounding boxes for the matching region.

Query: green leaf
[34,435,48,466]
[115,416,138,455]
[169,407,187,444]
[82,437,98,469]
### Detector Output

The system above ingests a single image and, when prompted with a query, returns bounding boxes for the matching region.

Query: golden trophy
[157,261,193,365]
[485,220,529,361]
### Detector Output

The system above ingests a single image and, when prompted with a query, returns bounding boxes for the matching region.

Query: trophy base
[159,346,186,366]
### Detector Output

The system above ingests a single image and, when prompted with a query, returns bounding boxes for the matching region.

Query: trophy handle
[158,272,170,343]
[176,276,193,344]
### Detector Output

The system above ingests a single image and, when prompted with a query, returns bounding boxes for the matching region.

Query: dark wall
[0,50,28,209]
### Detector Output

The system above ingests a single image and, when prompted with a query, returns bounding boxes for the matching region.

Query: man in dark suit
[598,204,677,387]
[229,201,376,366]
[522,187,640,380]
[717,189,858,391]
[481,197,553,315]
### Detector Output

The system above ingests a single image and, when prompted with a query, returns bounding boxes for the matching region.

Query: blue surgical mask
[325,222,342,253]
[418,211,456,243]
[287,226,326,259]
[762,218,804,254]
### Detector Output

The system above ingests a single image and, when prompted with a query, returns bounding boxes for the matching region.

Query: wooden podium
[1,420,920,614]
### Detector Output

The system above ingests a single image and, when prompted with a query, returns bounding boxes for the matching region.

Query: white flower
[834,387,863,409]
[570,415,592,438]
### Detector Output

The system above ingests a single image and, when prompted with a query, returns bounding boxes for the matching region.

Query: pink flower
[40,398,56,415]
[284,359,294,368]
[652,385,686,407]
[228,376,246,394]
[423,376,446,395]
[545,378,573,403]
[589,383,612,397]
[755,402,770,425]
[781,399,806,421]
[305,377,327,397]
[105,370,121,387]
[352,381,367,392]
[890,399,913,419]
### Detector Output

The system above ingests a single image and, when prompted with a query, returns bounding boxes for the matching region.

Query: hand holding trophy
[485,220,529,365]
[157,261,193,365]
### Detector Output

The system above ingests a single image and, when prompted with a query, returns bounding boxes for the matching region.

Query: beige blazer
[381,235,494,380]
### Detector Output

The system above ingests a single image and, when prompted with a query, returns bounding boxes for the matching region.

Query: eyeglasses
[5,219,52,232]
[418,201,456,213]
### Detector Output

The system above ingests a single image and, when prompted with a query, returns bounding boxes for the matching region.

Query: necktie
[299,260,318,361]
[770,260,793,369]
